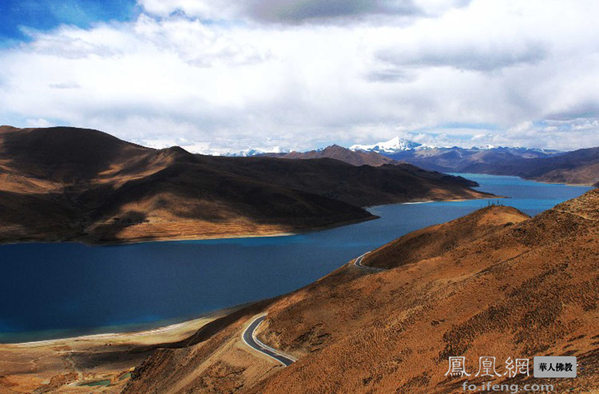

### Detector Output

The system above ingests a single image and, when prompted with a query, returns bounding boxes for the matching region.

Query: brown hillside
[276,144,397,167]
[0,126,490,244]
[363,205,530,269]
[536,161,599,187]
[125,189,599,393]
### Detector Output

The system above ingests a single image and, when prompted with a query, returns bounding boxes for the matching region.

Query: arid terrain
[1,1,596,393]
[122,189,599,393]
[0,310,234,393]
[3,188,593,392]
[1,127,597,393]
[0,126,491,244]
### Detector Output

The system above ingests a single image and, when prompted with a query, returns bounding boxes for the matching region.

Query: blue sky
[0,0,137,45]
[0,0,598,153]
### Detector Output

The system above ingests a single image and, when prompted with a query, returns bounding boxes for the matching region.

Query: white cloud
[25,118,53,128]
[0,0,598,153]
[137,0,470,23]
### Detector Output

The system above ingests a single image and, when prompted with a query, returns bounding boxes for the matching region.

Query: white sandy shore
[6,309,235,348]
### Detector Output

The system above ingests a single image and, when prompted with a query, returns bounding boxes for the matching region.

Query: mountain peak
[273,144,398,167]
[322,144,345,152]
[350,137,422,153]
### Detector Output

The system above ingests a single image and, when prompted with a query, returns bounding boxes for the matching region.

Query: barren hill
[363,205,530,269]
[196,155,485,207]
[125,189,599,393]
[0,126,490,244]
[272,144,397,167]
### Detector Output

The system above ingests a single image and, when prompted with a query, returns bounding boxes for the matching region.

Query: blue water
[0,174,591,343]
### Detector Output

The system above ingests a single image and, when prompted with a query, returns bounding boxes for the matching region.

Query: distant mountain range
[352,137,597,186]
[0,126,491,244]
[349,136,560,170]
[247,136,597,186]
[266,144,396,167]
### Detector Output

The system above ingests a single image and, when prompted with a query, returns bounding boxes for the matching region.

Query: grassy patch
[79,379,111,387]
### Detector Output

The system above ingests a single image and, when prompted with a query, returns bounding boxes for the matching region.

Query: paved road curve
[353,251,386,272]
[242,315,296,366]
[243,253,385,366]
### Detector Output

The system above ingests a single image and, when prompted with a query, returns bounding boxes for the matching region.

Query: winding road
[242,315,296,367]
[353,251,386,272]
[243,252,385,366]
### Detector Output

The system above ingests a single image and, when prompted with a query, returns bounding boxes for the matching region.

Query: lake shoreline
[0,174,590,347]
[0,304,247,346]
[0,216,378,247]
[0,307,243,393]
[0,198,503,345]
[0,195,496,247]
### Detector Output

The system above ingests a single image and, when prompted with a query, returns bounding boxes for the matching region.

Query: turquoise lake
[0,174,592,343]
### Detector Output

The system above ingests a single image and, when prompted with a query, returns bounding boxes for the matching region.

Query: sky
[0,0,598,154]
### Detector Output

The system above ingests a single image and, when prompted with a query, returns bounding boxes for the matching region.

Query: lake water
[0,174,592,343]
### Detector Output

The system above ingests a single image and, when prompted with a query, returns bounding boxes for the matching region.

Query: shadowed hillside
[0,126,490,244]
[197,155,486,207]
[124,189,599,393]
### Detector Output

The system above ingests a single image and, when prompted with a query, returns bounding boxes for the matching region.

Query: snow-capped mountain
[350,137,422,153]
[345,136,564,173]
[222,138,563,174]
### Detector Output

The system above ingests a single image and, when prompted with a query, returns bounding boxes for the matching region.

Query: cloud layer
[138,0,470,23]
[0,0,598,153]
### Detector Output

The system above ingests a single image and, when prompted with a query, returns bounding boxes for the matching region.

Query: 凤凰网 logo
[445,356,530,378]
[445,355,576,392]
